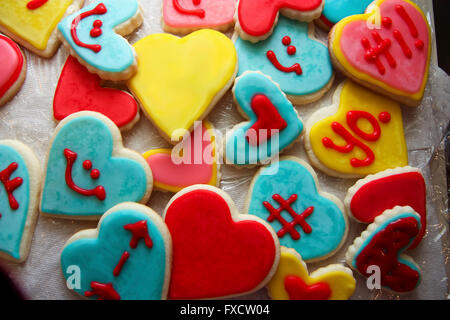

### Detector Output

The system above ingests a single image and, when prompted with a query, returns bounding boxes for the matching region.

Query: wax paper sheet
[0,0,448,300]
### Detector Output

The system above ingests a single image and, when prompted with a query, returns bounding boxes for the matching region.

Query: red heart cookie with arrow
[53,56,139,130]
[164,185,280,299]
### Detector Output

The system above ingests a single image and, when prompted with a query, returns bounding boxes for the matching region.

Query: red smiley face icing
[53,56,138,129]
[238,0,323,37]
[0,35,24,101]
[165,189,277,299]
[350,170,426,249]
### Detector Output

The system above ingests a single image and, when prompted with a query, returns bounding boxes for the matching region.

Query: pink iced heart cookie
[329,0,431,106]
[0,34,26,107]
[142,121,219,193]
[162,0,237,35]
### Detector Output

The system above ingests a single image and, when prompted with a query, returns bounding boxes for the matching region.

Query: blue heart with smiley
[58,0,141,76]
[40,112,152,219]
[234,16,333,103]
[61,203,171,300]
[246,157,348,262]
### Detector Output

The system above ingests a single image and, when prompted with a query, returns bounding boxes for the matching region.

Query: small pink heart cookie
[162,0,237,35]
[329,0,431,106]
[0,34,26,107]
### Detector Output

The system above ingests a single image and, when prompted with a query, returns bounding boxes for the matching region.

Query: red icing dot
[287,45,296,55]
[378,112,391,123]
[415,40,424,50]
[382,17,392,28]
[83,160,92,170]
[90,20,103,38]
[282,36,291,46]
[91,169,100,179]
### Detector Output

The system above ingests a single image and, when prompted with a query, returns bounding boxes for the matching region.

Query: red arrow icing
[123,220,153,249]
[84,282,120,300]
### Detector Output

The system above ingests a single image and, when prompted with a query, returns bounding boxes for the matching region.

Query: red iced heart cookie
[345,167,426,249]
[237,0,324,40]
[164,185,279,299]
[53,56,139,130]
[284,275,331,300]
[330,0,431,106]
[0,34,25,106]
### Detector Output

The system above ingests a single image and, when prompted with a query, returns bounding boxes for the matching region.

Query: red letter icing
[350,171,426,249]
[165,189,277,299]
[123,220,153,249]
[355,217,420,293]
[0,162,23,210]
[284,275,332,300]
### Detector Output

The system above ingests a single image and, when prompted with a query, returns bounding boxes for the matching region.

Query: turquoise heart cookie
[246,157,348,262]
[61,203,171,300]
[225,72,303,166]
[40,111,152,219]
[0,140,40,262]
[234,16,333,103]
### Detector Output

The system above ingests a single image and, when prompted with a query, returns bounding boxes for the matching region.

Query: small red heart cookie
[0,34,26,107]
[53,56,139,130]
[329,0,431,106]
[164,185,280,299]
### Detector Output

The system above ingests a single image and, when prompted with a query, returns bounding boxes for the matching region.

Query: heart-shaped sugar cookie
[127,29,237,143]
[267,248,356,300]
[305,80,408,178]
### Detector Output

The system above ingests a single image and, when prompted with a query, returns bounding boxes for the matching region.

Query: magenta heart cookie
[0,35,26,106]
[53,56,139,130]
[162,0,236,34]
[329,0,431,106]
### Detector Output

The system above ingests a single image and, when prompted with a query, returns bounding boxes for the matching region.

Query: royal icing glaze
[225,72,303,166]
[0,0,77,55]
[267,248,356,300]
[320,0,372,28]
[330,0,431,106]
[143,121,219,192]
[162,0,236,32]
[127,30,237,143]
[0,141,40,262]
[40,112,152,219]
[306,80,407,178]
[246,157,347,262]
[234,16,333,102]
[237,0,323,40]
[53,56,139,129]
[346,207,421,293]
[164,185,279,299]
[345,167,426,250]
[0,34,24,104]
[61,203,171,299]
[58,0,141,76]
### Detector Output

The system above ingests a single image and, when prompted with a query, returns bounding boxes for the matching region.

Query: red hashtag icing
[284,275,331,300]
[263,194,314,240]
[123,220,153,249]
[361,31,396,75]
[395,4,418,38]
[84,281,120,300]
[355,216,420,292]
[246,94,287,146]
[322,111,390,168]
[0,162,23,210]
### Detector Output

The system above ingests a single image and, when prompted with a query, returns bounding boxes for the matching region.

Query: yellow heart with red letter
[305,80,407,178]
[267,248,356,300]
[0,0,81,56]
[127,29,237,143]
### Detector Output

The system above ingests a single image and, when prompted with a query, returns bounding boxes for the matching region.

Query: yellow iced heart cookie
[0,0,84,57]
[267,248,356,300]
[127,29,237,143]
[305,80,407,178]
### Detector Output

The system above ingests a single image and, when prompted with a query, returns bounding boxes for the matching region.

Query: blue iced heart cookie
[61,203,171,300]
[225,72,303,166]
[0,140,40,262]
[58,0,142,79]
[40,112,152,219]
[246,157,347,261]
[234,16,333,103]
[321,0,373,27]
